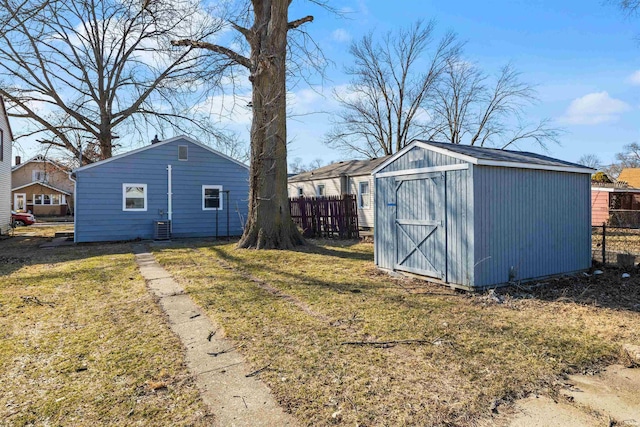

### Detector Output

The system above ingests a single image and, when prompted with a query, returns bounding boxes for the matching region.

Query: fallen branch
[340,338,441,348]
[207,343,245,357]
[20,295,55,307]
[245,363,271,378]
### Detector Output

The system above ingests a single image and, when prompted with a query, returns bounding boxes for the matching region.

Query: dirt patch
[492,263,640,312]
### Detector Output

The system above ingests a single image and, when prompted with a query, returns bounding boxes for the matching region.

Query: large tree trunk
[237,0,304,249]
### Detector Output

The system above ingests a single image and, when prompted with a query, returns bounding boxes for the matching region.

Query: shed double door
[394,172,445,279]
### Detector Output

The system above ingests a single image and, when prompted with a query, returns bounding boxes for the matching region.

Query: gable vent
[178,145,188,161]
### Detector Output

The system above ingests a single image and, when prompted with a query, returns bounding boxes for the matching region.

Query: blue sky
[12,0,640,168]
[282,0,640,167]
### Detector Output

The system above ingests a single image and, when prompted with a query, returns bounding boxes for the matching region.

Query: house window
[32,194,65,205]
[178,145,188,161]
[32,170,49,182]
[358,181,370,209]
[203,185,222,210]
[123,184,147,211]
[317,184,325,197]
[297,187,303,197]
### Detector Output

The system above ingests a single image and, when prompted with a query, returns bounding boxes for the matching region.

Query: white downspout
[167,165,173,233]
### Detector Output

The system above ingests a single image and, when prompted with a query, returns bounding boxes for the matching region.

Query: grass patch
[153,239,640,426]
[0,232,211,426]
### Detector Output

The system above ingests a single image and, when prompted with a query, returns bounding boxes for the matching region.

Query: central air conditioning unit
[154,220,171,240]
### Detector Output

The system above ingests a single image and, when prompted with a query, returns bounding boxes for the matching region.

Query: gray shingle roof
[288,156,391,182]
[418,140,586,169]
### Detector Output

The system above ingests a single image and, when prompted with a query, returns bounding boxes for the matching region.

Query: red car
[11,211,36,226]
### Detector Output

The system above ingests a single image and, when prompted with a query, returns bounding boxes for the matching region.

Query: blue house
[73,135,249,243]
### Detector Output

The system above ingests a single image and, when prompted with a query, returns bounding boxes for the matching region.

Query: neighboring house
[73,135,249,243]
[373,140,594,290]
[11,155,75,216]
[0,96,12,235]
[591,182,640,227]
[287,156,390,229]
[616,168,640,188]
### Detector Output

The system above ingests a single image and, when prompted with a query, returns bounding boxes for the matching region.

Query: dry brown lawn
[152,239,640,427]
[0,226,211,426]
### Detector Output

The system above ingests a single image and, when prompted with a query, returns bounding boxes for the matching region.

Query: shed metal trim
[475,159,593,174]
[371,140,594,175]
[374,163,468,178]
[591,186,640,193]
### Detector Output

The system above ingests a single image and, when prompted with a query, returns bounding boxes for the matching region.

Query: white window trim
[122,183,147,211]
[358,181,370,209]
[32,169,49,182]
[202,185,223,211]
[316,184,325,197]
[32,193,66,205]
[297,187,303,197]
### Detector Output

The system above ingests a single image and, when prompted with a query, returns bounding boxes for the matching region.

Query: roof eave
[73,135,249,173]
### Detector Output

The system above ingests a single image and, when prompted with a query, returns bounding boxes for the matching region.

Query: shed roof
[617,168,640,188]
[289,156,390,183]
[373,140,594,175]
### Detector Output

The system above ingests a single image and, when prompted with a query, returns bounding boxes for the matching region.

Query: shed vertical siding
[75,139,248,242]
[591,190,609,226]
[375,146,473,285]
[473,166,591,288]
[374,175,397,269]
[377,146,465,174]
[0,109,11,234]
[444,168,474,286]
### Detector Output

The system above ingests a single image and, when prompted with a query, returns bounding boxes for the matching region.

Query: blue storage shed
[73,135,249,243]
[372,140,594,290]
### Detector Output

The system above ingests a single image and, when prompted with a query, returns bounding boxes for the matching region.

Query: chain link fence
[592,224,640,265]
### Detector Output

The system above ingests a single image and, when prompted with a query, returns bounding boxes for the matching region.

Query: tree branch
[288,15,313,30]
[170,39,251,69]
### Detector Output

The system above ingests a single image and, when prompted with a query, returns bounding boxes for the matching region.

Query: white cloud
[561,91,631,125]
[331,29,351,43]
[628,70,640,86]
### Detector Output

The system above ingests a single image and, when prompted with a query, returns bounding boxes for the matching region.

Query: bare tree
[432,61,561,149]
[173,0,324,249]
[327,22,560,158]
[324,20,459,158]
[577,154,602,170]
[603,142,640,179]
[289,156,324,174]
[0,0,232,162]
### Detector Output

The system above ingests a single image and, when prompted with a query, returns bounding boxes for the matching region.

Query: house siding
[75,138,249,242]
[288,174,376,228]
[12,182,70,216]
[12,160,74,192]
[473,166,591,288]
[0,108,10,234]
[591,190,609,226]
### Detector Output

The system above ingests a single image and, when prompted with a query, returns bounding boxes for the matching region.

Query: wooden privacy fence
[289,195,359,238]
